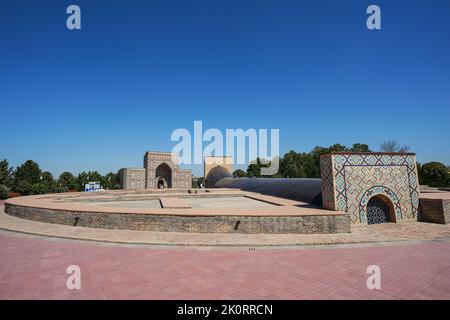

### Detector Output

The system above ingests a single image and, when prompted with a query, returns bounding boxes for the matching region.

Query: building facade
[120,151,421,226]
[205,152,420,226]
[119,151,192,190]
[320,152,420,225]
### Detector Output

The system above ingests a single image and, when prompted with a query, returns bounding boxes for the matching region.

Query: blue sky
[1,0,449,177]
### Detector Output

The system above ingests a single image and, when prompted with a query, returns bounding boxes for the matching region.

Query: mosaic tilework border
[321,153,419,224]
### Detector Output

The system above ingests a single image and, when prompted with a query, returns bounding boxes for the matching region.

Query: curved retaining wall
[4,202,350,234]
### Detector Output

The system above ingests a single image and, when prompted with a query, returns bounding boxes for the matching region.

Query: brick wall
[5,202,350,234]
[119,168,146,190]
[419,198,450,224]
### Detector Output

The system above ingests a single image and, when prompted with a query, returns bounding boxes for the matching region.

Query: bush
[0,185,8,199]
[31,182,49,195]
[233,169,246,177]
[58,172,78,191]
[420,162,449,188]
[14,180,33,195]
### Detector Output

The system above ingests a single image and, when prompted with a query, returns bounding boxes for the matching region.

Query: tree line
[233,141,450,188]
[1,140,449,199]
[0,159,120,199]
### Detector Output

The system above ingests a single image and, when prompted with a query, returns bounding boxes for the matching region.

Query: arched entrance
[156,177,168,189]
[155,163,172,188]
[366,195,395,224]
[359,186,402,224]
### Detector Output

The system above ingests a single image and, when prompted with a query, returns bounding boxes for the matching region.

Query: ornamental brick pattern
[320,153,420,225]
[120,151,192,190]
[118,168,146,190]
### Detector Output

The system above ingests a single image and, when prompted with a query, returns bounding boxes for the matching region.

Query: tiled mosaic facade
[320,153,420,225]
[120,151,192,190]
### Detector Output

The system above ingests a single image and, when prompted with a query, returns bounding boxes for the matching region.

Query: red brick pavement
[0,232,449,300]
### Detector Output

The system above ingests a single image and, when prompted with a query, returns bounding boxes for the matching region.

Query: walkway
[0,231,449,299]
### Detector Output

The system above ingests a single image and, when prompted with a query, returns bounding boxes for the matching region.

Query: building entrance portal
[155,163,172,188]
[156,177,168,189]
[367,196,392,225]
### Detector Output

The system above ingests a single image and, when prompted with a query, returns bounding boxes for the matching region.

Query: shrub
[0,185,8,199]
[420,162,449,188]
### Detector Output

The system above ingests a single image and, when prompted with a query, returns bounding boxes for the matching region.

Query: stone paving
[1,200,450,299]
[0,230,449,299]
[4,190,343,217]
[159,197,191,209]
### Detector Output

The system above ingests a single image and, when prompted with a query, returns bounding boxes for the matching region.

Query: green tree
[103,172,120,190]
[278,151,322,178]
[232,169,246,177]
[12,160,42,194]
[31,182,49,195]
[246,158,271,177]
[279,151,303,178]
[192,177,205,188]
[0,159,13,187]
[14,180,33,195]
[77,171,103,190]
[0,159,13,199]
[50,180,67,193]
[58,172,78,191]
[13,160,41,185]
[328,144,348,152]
[40,171,54,184]
[350,143,371,152]
[299,153,318,178]
[276,144,367,179]
[448,166,450,187]
[0,185,8,199]
[420,162,449,187]
[40,171,54,192]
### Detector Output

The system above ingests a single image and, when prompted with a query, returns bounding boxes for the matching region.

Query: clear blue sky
[1,0,449,177]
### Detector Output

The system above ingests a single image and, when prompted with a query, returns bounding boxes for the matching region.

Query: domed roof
[205,166,232,188]
[213,177,323,206]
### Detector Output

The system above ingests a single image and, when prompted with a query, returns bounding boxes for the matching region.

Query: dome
[205,166,233,188]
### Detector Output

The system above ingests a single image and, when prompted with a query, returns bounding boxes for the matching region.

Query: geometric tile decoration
[320,152,420,225]
[366,196,391,224]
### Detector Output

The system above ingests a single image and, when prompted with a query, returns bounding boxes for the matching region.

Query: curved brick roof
[213,177,323,206]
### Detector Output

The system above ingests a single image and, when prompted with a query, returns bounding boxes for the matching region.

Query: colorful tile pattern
[320,153,420,224]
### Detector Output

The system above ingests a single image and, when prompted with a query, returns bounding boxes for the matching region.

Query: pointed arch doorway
[155,163,172,189]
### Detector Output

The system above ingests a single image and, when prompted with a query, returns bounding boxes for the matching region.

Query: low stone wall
[419,198,450,224]
[4,203,350,234]
[62,192,243,203]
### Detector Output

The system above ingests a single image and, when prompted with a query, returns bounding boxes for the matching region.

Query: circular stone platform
[4,189,350,234]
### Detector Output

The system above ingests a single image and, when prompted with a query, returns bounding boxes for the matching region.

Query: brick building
[119,151,192,190]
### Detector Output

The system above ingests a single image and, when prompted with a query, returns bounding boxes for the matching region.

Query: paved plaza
[0,230,449,300]
[1,201,450,300]
[1,205,450,246]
